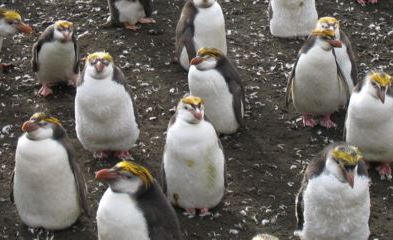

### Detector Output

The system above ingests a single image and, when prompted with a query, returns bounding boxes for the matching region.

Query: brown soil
[0,0,392,239]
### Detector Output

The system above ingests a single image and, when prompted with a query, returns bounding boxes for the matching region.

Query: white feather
[114,0,146,25]
[164,118,225,209]
[0,19,17,36]
[335,44,355,92]
[13,135,81,230]
[269,0,318,38]
[97,188,150,240]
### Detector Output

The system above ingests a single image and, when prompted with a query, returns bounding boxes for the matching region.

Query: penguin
[315,17,358,93]
[175,0,227,70]
[0,8,32,71]
[162,96,225,216]
[188,47,244,134]
[11,112,89,230]
[286,28,348,128]
[345,71,393,180]
[268,0,318,38]
[75,52,139,160]
[294,143,370,240]
[357,0,378,5]
[32,20,80,97]
[252,234,279,240]
[96,161,182,240]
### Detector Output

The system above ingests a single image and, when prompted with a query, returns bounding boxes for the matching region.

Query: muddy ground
[0,0,392,239]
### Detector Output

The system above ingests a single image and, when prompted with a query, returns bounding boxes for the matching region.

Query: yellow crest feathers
[331,145,362,166]
[369,71,392,87]
[116,161,153,188]
[197,48,223,58]
[318,16,339,25]
[30,112,61,125]
[181,96,204,105]
[86,52,113,63]
[55,20,73,29]
[2,9,22,22]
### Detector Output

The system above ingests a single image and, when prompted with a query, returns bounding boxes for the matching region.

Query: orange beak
[21,120,39,132]
[193,109,203,120]
[377,87,386,104]
[344,169,355,188]
[95,61,105,73]
[95,169,118,181]
[16,22,32,34]
[190,57,203,65]
[328,39,342,48]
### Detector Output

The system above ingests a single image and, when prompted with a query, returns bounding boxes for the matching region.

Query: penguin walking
[268,0,318,38]
[175,0,227,70]
[0,9,32,71]
[96,161,182,240]
[345,71,393,180]
[162,96,225,216]
[286,28,348,128]
[295,143,370,240]
[11,113,89,230]
[75,52,139,160]
[188,48,244,134]
[315,17,358,93]
[106,0,155,30]
[32,20,80,97]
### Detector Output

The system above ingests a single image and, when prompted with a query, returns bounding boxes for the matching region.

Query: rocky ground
[0,0,392,239]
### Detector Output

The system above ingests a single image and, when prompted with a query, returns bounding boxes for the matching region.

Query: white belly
[97,188,150,240]
[13,135,80,230]
[270,0,318,38]
[292,46,347,114]
[164,120,225,209]
[115,0,146,25]
[37,41,76,83]
[188,66,239,134]
[75,78,139,152]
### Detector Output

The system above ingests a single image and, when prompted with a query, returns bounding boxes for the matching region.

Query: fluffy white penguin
[75,52,139,160]
[11,113,89,230]
[268,0,318,38]
[175,0,227,70]
[295,143,370,240]
[96,161,182,240]
[345,71,393,180]
[106,0,155,30]
[162,96,225,216]
[32,20,80,97]
[286,28,349,128]
[188,47,244,134]
[315,17,358,93]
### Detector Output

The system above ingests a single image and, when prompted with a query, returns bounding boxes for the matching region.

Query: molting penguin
[345,71,393,180]
[175,0,227,70]
[11,113,89,230]
[32,20,80,97]
[75,52,139,160]
[188,48,244,134]
[286,28,348,128]
[106,0,155,30]
[162,96,225,216]
[295,143,370,240]
[268,0,318,38]
[96,161,182,240]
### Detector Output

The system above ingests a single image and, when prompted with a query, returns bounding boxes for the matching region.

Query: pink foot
[93,151,109,160]
[0,63,14,72]
[113,150,130,159]
[184,208,196,217]
[376,162,392,181]
[124,23,140,30]
[138,17,156,24]
[199,208,211,217]
[319,114,337,129]
[303,114,318,128]
[37,84,53,97]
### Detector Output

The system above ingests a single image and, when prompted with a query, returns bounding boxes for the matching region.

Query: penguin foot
[138,17,156,24]
[198,208,211,217]
[357,0,377,4]
[94,151,110,160]
[319,114,337,129]
[37,84,53,97]
[68,74,79,87]
[183,208,196,217]
[113,150,130,159]
[376,162,392,181]
[0,63,14,73]
[124,23,140,30]
[302,114,317,128]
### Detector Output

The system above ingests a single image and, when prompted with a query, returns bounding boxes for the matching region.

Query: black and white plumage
[345,71,393,180]
[295,143,370,240]
[96,161,182,240]
[11,113,89,230]
[175,0,227,70]
[188,47,244,134]
[32,20,80,97]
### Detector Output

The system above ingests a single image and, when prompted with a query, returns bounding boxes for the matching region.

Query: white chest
[115,0,146,24]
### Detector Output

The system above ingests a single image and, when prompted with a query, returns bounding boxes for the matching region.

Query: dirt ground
[0,0,392,239]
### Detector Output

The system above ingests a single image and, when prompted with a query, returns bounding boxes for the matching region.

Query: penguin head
[364,71,392,104]
[53,20,74,42]
[190,48,222,71]
[325,144,363,188]
[193,0,215,8]
[96,161,154,194]
[311,28,342,49]
[21,112,64,141]
[315,17,340,38]
[85,52,114,79]
[0,9,32,35]
[177,96,205,124]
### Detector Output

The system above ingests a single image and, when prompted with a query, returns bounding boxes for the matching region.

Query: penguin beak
[190,57,203,65]
[21,120,39,133]
[16,22,32,34]
[95,169,119,181]
[377,86,386,103]
[62,30,71,42]
[344,169,355,188]
[328,39,342,48]
[193,108,204,120]
[95,61,105,73]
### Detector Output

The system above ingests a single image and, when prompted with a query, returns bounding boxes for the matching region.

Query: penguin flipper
[160,154,167,194]
[333,48,351,101]
[286,60,297,108]
[267,0,273,21]
[107,0,121,26]
[9,170,14,203]
[140,0,154,17]
[340,30,358,86]
[175,1,197,61]
[72,34,80,74]
[295,183,305,231]
[31,26,55,72]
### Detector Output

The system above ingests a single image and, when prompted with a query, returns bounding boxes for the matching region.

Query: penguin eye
[7,20,19,25]
[371,82,378,88]
[38,121,48,127]
[102,60,109,66]
[90,59,98,65]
